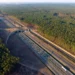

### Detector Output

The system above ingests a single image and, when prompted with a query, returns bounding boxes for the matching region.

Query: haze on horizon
[0,0,75,3]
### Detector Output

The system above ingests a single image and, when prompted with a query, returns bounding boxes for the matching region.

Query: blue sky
[0,0,75,3]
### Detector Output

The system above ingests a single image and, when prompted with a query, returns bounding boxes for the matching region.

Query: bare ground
[0,19,53,75]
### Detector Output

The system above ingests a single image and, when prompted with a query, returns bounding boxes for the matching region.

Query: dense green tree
[0,39,19,75]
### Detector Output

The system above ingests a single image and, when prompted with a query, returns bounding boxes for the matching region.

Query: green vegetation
[0,4,75,54]
[0,39,19,75]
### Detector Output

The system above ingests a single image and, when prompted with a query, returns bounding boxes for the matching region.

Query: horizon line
[0,2,75,4]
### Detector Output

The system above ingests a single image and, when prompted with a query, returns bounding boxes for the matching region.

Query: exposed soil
[0,18,53,75]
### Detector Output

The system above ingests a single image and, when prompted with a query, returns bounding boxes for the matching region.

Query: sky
[0,0,75,3]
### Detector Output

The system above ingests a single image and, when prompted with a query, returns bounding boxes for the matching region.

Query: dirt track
[0,18,53,75]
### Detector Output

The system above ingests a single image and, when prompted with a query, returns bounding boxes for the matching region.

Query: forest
[0,3,75,55]
[0,39,19,75]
